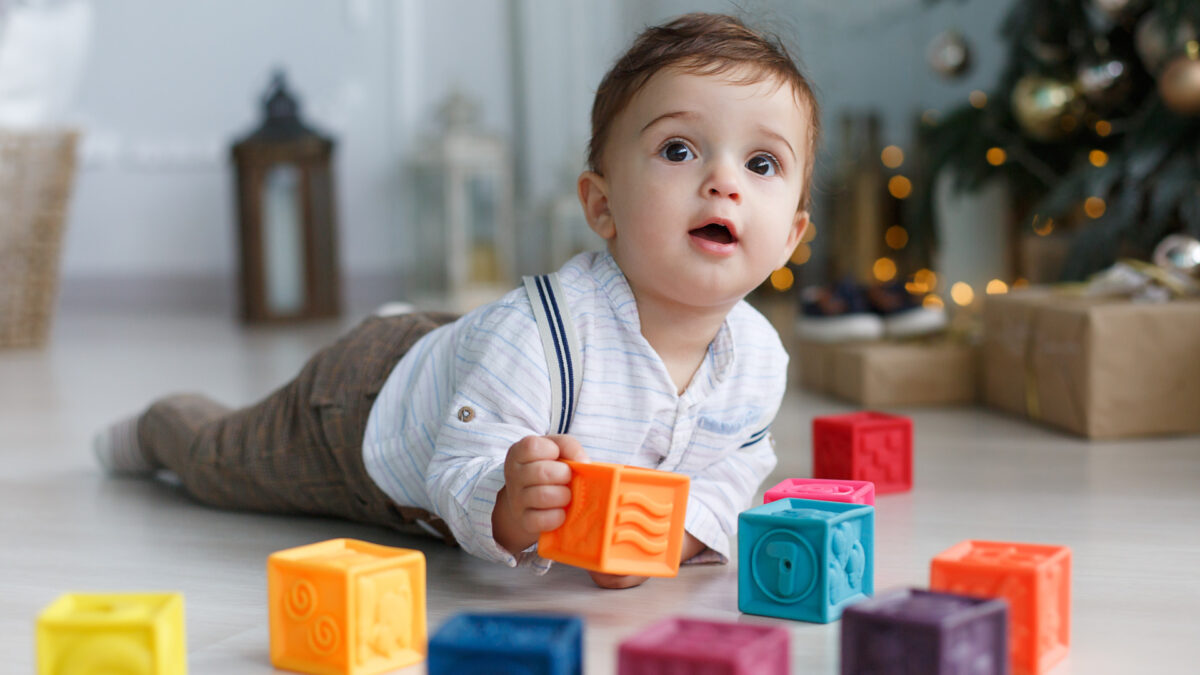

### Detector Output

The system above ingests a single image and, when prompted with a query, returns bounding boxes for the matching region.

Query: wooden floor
[2,305,1198,674]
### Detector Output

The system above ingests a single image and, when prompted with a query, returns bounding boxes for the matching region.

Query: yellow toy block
[268,538,426,675]
[36,592,187,675]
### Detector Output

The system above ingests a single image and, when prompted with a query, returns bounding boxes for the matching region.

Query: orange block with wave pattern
[268,539,426,675]
[539,461,690,577]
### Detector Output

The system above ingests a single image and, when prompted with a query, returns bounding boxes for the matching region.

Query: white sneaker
[373,301,416,317]
[92,413,157,476]
[795,314,885,342]
[882,306,947,339]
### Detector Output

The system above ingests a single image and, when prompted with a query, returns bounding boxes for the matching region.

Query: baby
[94,12,821,590]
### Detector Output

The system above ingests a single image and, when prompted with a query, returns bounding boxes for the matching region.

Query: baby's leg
[129,313,460,532]
[138,389,323,514]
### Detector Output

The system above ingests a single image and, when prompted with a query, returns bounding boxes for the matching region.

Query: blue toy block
[738,497,874,623]
[428,612,583,675]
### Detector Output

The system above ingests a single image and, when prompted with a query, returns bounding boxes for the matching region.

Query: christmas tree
[914,0,1200,281]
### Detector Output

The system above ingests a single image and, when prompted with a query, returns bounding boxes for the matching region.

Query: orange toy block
[538,460,690,577]
[930,540,1071,675]
[267,538,426,675]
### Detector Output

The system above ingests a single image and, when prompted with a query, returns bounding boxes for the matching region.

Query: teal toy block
[738,497,874,623]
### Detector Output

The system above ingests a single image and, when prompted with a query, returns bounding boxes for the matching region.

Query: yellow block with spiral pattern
[268,539,426,675]
[36,592,187,675]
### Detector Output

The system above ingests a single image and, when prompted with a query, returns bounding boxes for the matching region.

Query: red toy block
[763,477,875,506]
[930,540,1071,675]
[812,411,912,494]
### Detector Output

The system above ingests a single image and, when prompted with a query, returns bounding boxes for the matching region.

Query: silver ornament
[1076,56,1134,110]
[927,29,972,79]
[1153,235,1200,277]
[1092,0,1148,23]
[1135,10,1198,74]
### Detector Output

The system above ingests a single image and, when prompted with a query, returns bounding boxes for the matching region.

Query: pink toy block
[812,411,912,494]
[617,617,788,675]
[764,477,875,506]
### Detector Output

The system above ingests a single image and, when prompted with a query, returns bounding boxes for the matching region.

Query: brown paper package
[981,289,1200,439]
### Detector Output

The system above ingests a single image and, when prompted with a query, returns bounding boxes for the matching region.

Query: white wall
[48,0,1015,305]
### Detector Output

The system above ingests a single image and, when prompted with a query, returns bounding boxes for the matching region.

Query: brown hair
[587,12,821,210]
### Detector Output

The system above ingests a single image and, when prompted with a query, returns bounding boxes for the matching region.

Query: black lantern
[231,71,340,323]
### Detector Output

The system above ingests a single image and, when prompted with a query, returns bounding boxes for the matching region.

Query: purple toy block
[840,588,1008,675]
[618,617,789,675]
[764,478,875,506]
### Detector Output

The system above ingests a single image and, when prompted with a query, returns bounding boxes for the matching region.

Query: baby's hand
[588,571,649,589]
[492,435,588,556]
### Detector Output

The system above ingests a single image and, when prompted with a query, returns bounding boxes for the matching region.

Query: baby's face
[588,67,810,314]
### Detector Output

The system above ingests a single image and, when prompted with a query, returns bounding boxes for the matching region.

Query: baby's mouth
[689,223,737,245]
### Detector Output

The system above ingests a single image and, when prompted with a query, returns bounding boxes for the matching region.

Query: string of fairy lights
[770,85,1119,307]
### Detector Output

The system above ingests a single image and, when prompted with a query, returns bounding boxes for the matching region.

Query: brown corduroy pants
[136,313,459,543]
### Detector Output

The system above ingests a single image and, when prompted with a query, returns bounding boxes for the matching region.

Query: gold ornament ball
[1159,53,1200,115]
[1012,75,1086,142]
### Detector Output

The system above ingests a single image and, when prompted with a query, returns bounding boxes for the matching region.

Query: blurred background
[2,0,1198,336]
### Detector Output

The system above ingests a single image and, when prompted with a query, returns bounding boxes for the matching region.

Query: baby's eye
[660,141,694,163]
[747,154,779,177]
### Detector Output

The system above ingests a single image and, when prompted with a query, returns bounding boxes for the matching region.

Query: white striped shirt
[363,251,786,572]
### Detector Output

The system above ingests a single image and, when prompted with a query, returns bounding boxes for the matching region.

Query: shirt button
[457,406,475,423]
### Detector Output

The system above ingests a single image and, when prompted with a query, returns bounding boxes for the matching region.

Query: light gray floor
[3,305,1198,674]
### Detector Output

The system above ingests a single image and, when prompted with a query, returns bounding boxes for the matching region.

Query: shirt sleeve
[422,301,556,573]
[682,429,779,563]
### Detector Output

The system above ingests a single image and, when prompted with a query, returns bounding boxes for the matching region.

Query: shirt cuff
[461,462,555,573]
[682,494,730,564]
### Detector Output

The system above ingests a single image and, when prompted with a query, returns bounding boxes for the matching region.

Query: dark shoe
[795,280,885,342]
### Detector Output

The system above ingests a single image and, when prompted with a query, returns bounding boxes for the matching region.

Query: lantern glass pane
[467,174,498,283]
[262,164,306,315]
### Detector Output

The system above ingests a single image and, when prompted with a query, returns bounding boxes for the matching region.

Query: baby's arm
[492,435,588,556]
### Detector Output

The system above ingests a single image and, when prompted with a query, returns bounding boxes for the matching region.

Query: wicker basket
[0,130,78,348]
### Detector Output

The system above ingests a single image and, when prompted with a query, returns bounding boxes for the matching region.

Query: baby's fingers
[508,435,563,464]
[520,507,567,534]
[521,484,571,510]
[546,434,589,463]
[513,458,572,487]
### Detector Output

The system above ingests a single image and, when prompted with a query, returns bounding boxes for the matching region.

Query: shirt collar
[588,251,737,398]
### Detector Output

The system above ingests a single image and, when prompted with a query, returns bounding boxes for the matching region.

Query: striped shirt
[363,251,787,572]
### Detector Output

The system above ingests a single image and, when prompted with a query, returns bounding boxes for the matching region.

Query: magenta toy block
[764,478,875,506]
[840,588,1009,675]
[617,617,789,675]
[813,412,912,494]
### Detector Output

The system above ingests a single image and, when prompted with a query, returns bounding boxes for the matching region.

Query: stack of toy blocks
[930,540,1071,674]
[539,460,689,577]
[738,497,875,623]
[427,612,582,675]
[840,588,1009,674]
[267,538,427,675]
[813,412,912,493]
[36,592,187,674]
[764,477,875,506]
[617,616,788,674]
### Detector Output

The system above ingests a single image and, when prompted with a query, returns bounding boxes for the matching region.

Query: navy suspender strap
[523,273,583,435]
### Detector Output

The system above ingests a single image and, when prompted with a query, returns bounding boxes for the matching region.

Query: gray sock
[92,413,157,475]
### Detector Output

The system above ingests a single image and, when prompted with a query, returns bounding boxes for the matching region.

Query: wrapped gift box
[981,289,1200,439]
[793,337,977,407]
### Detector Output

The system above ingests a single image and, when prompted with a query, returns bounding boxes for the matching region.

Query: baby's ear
[781,210,810,267]
[578,171,615,240]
